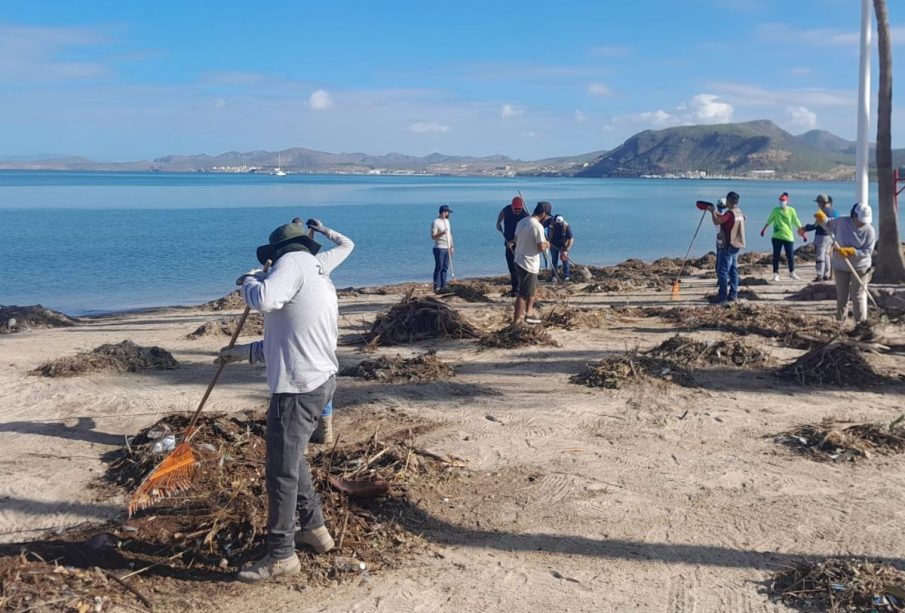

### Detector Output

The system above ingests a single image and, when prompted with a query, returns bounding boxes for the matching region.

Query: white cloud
[309,89,334,111]
[758,23,905,47]
[501,104,522,119]
[612,93,733,129]
[574,110,588,123]
[407,122,450,133]
[784,105,818,131]
[588,82,612,96]
[709,81,853,108]
[0,24,112,82]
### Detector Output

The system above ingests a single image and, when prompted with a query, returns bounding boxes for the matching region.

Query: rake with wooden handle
[128,263,269,516]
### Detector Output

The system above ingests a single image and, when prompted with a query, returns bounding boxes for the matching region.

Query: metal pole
[855,0,872,207]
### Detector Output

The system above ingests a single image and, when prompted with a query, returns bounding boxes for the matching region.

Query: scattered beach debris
[659,304,832,349]
[439,282,494,303]
[186,313,264,339]
[582,280,626,294]
[586,257,682,290]
[646,334,771,368]
[775,416,905,462]
[738,252,773,267]
[793,242,817,261]
[769,557,905,611]
[340,351,455,383]
[786,283,837,302]
[872,287,905,320]
[479,323,558,349]
[704,289,762,302]
[94,412,459,579]
[691,252,717,270]
[570,350,694,389]
[776,339,886,387]
[200,290,246,311]
[541,306,606,330]
[0,304,79,335]
[365,289,479,346]
[32,340,178,377]
[740,276,771,286]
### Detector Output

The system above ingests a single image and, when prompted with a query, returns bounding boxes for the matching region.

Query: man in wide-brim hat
[223,221,339,582]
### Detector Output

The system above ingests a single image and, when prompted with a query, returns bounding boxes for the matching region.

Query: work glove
[215,343,253,366]
[235,268,264,286]
[835,246,856,258]
[306,218,329,234]
[814,210,828,225]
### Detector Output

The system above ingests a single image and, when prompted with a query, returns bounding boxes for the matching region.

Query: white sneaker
[237,553,301,583]
[790,271,801,280]
[771,273,781,282]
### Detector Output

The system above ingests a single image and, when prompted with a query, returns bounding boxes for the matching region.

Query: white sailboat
[272,153,287,176]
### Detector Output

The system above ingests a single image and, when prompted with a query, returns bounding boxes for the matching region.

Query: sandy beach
[2,259,905,612]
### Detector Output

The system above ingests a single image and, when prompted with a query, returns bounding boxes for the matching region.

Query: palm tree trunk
[873,0,905,282]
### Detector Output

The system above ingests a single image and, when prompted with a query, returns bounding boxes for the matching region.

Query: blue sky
[2,0,902,161]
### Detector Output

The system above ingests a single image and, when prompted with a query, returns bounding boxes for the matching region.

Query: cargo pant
[266,376,336,560]
[814,235,832,279]
[834,268,871,323]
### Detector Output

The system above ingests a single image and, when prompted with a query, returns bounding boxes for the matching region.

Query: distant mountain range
[1,120,902,179]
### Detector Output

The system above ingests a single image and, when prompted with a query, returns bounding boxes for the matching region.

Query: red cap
[511,196,524,210]
[779,192,789,202]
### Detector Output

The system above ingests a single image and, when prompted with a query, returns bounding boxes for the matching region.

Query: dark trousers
[433,247,449,290]
[505,246,518,292]
[265,376,336,559]
[771,238,795,273]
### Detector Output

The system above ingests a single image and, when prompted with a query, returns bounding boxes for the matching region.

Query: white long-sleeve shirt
[242,250,338,394]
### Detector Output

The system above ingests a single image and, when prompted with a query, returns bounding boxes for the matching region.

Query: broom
[671,201,712,300]
[128,265,269,516]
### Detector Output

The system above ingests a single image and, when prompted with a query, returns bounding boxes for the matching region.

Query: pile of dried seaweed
[366,289,479,346]
[587,257,682,290]
[0,304,79,334]
[660,304,832,349]
[99,412,462,579]
[186,312,264,339]
[777,339,885,386]
[200,290,246,311]
[786,283,837,302]
[0,553,141,612]
[769,558,905,611]
[647,334,770,368]
[32,340,178,378]
[570,350,694,389]
[704,289,762,302]
[340,352,455,383]
[479,323,558,349]
[738,252,773,267]
[582,280,626,293]
[542,306,606,330]
[442,283,494,303]
[775,417,905,462]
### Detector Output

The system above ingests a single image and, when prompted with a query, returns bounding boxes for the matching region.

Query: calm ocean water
[0,171,889,315]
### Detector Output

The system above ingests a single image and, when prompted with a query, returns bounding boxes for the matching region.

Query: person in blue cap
[431,205,454,293]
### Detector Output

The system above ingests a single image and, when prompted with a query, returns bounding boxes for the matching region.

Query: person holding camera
[708,191,746,305]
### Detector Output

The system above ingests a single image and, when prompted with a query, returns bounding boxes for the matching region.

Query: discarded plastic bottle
[334,556,366,572]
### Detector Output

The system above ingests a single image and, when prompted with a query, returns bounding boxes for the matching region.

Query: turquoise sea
[0,171,889,315]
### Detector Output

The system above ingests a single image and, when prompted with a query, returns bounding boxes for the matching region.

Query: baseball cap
[852,202,873,225]
[534,201,553,216]
[779,192,790,202]
[815,194,832,204]
[553,215,565,225]
[511,196,524,210]
[438,205,453,214]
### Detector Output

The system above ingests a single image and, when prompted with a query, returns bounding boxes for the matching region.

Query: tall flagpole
[856,0,872,207]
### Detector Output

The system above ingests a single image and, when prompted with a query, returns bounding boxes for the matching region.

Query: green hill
[576,120,851,179]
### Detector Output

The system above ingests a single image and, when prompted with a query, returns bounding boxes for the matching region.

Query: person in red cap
[496,196,529,296]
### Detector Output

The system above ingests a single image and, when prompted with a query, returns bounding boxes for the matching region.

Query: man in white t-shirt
[512,201,552,325]
[430,205,454,293]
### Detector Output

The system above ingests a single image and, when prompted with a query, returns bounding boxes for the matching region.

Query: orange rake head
[670,279,681,300]
[128,441,199,516]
